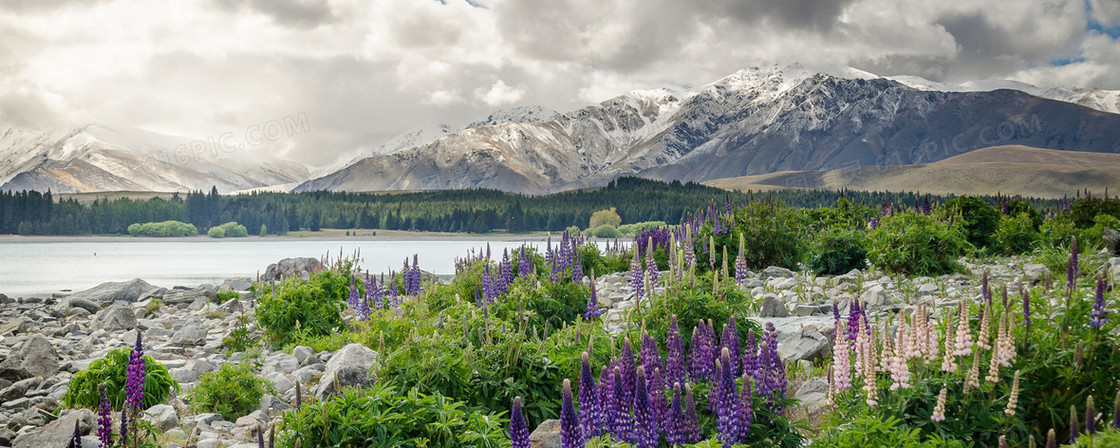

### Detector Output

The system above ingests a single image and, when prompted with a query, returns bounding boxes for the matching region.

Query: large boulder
[759,294,789,318]
[1105,228,1120,255]
[12,409,95,448]
[92,305,138,331]
[794,377,830,408]
[170,324,207,346]
[314,343,377,398]
[65,279,154,306]
[0,335,60,378]
[528,419,561,448]
[261,257,324,282]
[163,284,218,305]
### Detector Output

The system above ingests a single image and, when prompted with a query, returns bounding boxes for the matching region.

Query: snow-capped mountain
[0,125,310,193]
[877,74,1120,115]
[295,65,1120,195]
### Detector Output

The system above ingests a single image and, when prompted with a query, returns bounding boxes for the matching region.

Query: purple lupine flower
[922,197,931,216]
[500,249,514,291]
[721,317,741,376]
[597,366,614,436]
[665,316,687,388]
[1090,277,1108,328]
[1021,284,1031,334]
[97,384,112,448]
[846,301,864,345]
[682,384,701,443]
[1071,404,1080,444]
[578,353,600,440]
[410,254,421,295]
[981,271,991,305]
[665,383,686,446]
[1068,236,1079,290]
[761,323,787,407]
[125,332,146,415]
[387,278,399,311]
[630,250,645,302]
[632,367,658,448]
[574,249,584,282]
[119,409,127,446]
[518,246,532,278]
[510,397,530,448]
[715,349,739,447]
[347,276,359,310]
[648,368,668,439]
[482,263,497,304]
[736,372,754,443]
[560,379,581,448]
[608,367,634,443]
[688,323,712,382]
[585,277,601,319]
[703,320,720,380]
[620,338,637,409]
[639,332,663,388]
[742,329,759,381]
[72,419,82,448]
[734,243,748,286]
[1087,396,1097,435]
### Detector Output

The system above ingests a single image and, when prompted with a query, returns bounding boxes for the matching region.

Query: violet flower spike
[97,384,112,448]
[578,353,601,440]
[632,367,658,448]
[72,419,82,448]
[721,317,741,376]
[585,276,601,319]
[1090,277,1107,328]
[665,315,686,387]
[510,397,530,448]
[560,379,581,448]
[683,384,701,443]
[665,383,686,446]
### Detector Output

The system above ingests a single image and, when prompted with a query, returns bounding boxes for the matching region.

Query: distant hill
[703,145,1120,198]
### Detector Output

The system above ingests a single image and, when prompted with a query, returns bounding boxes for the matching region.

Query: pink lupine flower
[931,388,948,422]
[954,301,973,357]
[1004,370,1020,417]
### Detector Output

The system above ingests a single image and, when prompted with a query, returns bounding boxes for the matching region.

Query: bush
[867,211,966,276]
[278,383,507,448]
[126,220,198,237]
[589,207,622,228]
[617,221,667,237]
[705,201,806,271]
[814,414,965,448]
[937,195,1001,249]
[256,270,350,347]
[62,347,181,410]
[995,212,1041,255]
[208,221,248,238]
[591,224,623,238]
[191,364,274,421]
[809,229,868,275]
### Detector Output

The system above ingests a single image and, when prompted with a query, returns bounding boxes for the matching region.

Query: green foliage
[631,273,760,353]
[1067,428,1120,447]
[62,347,181,410]
[808,228,868,275]
[259,223,268,236]
[277,383,507,448]
[191,364,274,421]
[617,221,667,237]
[579,244,631,277]
[590,207,622,228]
[1069,194,1120,228]
[591,224,623,238]
[221,313,256,353]
[255,269,350,347]
[814,413,965,448]
[938,195,1001,249]
[867,211,966,276]
[703,201,806,271]
[207,221,248,238]
[207,226,225,237]
[216,290,240,301]
[995,212,1041,255]
[126,220,198,237]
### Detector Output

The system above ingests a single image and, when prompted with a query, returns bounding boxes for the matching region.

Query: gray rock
[65,279,154,306]
[762,266,795,279]
[219,298,243,313]
[170,368,198,383]
[12,409,94,448]
[0,317,33,336]
[314,343,377,398]
[1104,227,1119,255]
[262,354,299,378]
[261,257,324,282]
[529,419,561,448]
[860,285,890,306]
[163,284,217,305]
[759,294,789,318]
[292,346,314,366]
[794,377,830,408]
[0,381,29,403]
[170,324,207,346]
[776,326,830,362]
[266,372,293,395]
[220,277,254,292]
[144,404,180,431]
[92,305,138,331]
[192,358,217,375]
[1023,264,1051,284]
[0,335,60,378]
[259,394,289,414]
[67,298,100,314]
[917,284,938,296]
[193,412,225,427]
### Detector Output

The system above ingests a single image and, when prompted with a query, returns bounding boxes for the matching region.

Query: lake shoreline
[0,229,564,243]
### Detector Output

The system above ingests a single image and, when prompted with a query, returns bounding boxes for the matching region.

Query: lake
[0,236,576,297]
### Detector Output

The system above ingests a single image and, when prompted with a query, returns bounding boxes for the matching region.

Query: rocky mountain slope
[297,66,1120,195]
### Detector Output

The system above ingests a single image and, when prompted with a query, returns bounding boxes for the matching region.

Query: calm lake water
[0,237,570,297]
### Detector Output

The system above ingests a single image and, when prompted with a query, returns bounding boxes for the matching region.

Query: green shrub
[191,364,274,421]
[278,383,507,448]
[617,221,667,237]
[938,195,1001,249]
[867,211,966,276]
[259,223,268,236]
[207,226,225,238]
[221,313,256,353]
[208,221,248,238]
[591,224,623,238]
[62,347,181,410]
[995,212,1041,255]
[814,414,965,448]
[589,207,622,228]
[705,201,806,271]
[256,270,350,347]
[126,220,198,237]
[808,229,868,275]
[1069,195,1120,228]
[217,290,240,301]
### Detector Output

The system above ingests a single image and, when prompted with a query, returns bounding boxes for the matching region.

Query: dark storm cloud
[711,0,858,31]
[210,0,336,28]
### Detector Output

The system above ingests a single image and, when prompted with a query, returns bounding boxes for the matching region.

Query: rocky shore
[1,255,1118,448]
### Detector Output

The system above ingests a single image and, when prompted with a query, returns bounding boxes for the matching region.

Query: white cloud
[475,80,526,106]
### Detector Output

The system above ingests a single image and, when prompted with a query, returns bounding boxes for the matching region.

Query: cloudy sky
[2,0,1119,167]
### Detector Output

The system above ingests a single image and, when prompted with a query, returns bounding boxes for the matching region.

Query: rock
[259,394,289,414]
[220,277,253,292]
[1104,227,1120,255]
[776,326,830,361]
[1023,264,1051,284]
[292,346,314,366]
[917,284,938,296]
[192,358,217,375]
[0,317,33,336]
[170,324,207,346]
[262,354,299,378]
[266,372,293,395]
[794,377,830,408]
[859,285,890,306]
[528,419,561,448]
[0,380,29,403]
[762,266,795,279]
[65,279,154,306]
[144,404,180,431]
[193,412,225,427]
[0,365,33,382]
[219,298,243,313]
[314,343,377,398]
[170,367,198,383]
[759,294,789,318]
[67,298,100,314]
[261,257,325,282]
[768,277,798,290]
[92,305,138,331]
[12,409,94,448]
[163,284,217,305]
[0,335,60,378]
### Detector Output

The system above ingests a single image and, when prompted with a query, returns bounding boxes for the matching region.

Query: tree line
[0,177,1061,235]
